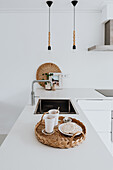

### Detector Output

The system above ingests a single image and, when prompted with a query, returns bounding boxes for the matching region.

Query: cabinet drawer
[84,110,111,132]
[78,100,111,110]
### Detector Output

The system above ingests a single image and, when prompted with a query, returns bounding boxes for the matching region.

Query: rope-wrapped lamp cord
[73,5,75,48]
[46,1,53,50]
[71,0,78,49]
[48,7,50,49]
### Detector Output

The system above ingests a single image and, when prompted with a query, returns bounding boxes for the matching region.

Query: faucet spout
[31,80,52,105]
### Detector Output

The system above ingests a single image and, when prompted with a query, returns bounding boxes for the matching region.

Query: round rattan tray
[35,113,86,149]
[36,63,61,87]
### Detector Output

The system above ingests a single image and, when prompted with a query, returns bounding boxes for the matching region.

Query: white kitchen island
[0,88,113,170]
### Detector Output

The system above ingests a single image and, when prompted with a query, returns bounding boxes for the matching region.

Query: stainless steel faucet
[31,80,52,105]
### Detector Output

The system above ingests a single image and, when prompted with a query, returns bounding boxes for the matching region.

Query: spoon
[58,107,60,111]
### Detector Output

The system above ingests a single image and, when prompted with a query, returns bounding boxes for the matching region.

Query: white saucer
[42,129,54,135]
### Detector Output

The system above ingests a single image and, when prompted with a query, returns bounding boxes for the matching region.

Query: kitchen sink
[34,99,77,114]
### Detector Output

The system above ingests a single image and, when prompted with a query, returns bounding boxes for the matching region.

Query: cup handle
[41,112,48,121]
[70,131,85,147]
[36,112,48,128]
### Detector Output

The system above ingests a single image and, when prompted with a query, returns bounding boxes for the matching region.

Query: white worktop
[34,88,105,99]
[0,88,113,170]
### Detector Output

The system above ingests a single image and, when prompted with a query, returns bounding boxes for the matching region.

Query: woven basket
[35,112,86,149]
[36,63,61,87]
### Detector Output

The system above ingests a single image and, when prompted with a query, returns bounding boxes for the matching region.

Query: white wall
[0,11,113,134]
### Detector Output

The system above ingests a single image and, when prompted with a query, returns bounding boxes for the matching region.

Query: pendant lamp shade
[71,0,78,6]
[46,1,53,7]
[46,1,53,50]
[71,0,78,49]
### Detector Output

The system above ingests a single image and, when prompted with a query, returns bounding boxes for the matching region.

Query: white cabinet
[83,110,111,132]
[110,102,113,110]
[78,99,113,156]
[78,100,112,132]
[78,100,111,111]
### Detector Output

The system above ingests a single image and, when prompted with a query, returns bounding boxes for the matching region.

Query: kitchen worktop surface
[34,88,105,99]
[0,88,113,170]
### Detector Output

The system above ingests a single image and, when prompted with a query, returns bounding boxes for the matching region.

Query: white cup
[45,115,55,133]
[48,109,59,126]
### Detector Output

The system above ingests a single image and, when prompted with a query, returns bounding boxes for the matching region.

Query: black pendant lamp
[46,1,53,50]
[71,0,78,49]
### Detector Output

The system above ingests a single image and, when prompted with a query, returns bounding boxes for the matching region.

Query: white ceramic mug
[48,109,59,126]
[44,115,55,133]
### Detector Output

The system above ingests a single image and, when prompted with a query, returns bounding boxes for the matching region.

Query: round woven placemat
[36,63,61,87]
[35,113,86,149]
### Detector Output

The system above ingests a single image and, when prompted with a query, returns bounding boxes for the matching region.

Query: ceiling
[0,0,113,11]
